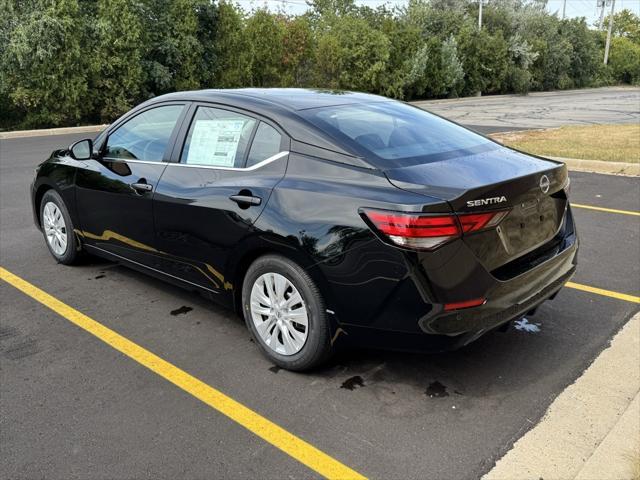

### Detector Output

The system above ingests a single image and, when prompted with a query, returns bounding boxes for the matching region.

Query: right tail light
[362,209,509,250]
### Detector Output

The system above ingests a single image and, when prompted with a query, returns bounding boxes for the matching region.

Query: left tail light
[361,209,509,250]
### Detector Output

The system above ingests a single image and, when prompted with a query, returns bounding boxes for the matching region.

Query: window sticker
[187,119,247,167]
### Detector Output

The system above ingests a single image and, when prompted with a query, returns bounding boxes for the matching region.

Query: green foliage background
[1,0,639,129]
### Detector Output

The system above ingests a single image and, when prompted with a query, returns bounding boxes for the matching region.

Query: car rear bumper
[317,206,578,351]
[419,238,577,336]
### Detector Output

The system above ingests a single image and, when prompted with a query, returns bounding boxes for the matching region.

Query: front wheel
[40,189,81,265]
[242,254,333,371]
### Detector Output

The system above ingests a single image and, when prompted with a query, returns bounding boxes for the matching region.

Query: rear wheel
[40,190,80,265]
[242,255,333,371]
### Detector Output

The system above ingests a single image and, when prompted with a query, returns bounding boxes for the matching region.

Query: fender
[31,156,81,231]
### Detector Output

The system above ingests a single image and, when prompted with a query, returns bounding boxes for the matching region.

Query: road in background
[415,86,640,132]
[1,103,639,479]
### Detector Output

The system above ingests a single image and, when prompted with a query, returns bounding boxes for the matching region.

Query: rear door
[153,104,289,292]
[76,103,188,266]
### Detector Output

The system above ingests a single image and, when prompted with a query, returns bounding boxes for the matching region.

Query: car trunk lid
[384,147,569,271]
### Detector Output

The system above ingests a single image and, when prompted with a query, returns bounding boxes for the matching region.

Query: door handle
[131,182,153,193]
[229,194,261,207]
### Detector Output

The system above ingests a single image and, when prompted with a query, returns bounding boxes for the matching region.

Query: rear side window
[181,106,257,167]
[299,102,496,168]
[246,122,282,167]
[104,105,184,161]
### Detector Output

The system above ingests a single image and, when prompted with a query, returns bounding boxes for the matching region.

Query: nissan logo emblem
[540,175,550,194]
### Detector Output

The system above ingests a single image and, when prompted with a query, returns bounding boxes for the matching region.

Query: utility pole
[597,0,607,30]
[604,0,616,64]
[561,0,566,19]
[478,0,483,29]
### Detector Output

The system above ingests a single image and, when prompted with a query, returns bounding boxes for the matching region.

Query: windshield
[299,101,498,169]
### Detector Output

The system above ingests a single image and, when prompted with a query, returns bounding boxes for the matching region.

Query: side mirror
[69,139,93,160]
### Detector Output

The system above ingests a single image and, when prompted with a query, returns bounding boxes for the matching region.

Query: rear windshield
[299,101,498,169]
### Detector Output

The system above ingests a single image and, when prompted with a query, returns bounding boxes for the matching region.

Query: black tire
[39,189,81,265]
[242,254,334,371]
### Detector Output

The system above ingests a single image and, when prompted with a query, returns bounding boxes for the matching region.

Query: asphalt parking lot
[418,86,640,132]
[1,122,639,478]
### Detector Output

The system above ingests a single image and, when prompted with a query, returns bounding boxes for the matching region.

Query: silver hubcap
[250,273,309,356]
[42,202,68,256]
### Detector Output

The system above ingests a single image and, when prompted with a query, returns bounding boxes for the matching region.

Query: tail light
[362,209,509,250]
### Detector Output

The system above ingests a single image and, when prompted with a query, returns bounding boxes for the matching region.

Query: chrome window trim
[167,151,289,171]
[100,157,166,166]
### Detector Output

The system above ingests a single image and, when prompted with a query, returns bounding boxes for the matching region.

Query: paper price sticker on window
[187,120,247,167]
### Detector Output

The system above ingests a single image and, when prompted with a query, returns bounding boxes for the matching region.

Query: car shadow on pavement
[83,259,572,409]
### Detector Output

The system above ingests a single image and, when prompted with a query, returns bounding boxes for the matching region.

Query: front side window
[246,122,282,167]
[181,107,257,167]
[104,105,184,161]
[300,101,497,168]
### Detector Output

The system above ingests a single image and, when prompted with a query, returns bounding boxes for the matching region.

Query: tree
[378,15,422,99]
[3,0,89,127]
[90,0,144,122]
[195,1,219,88]
[307,0,357,21]
[314,15,390,92]
[281,15,314,87]
[140,0,203,96]
[602,9,640,44]
[213,1,252,87]
[457,25,510,95]
[506,33,537,93]
[0,0,18,127]
[523,14,573,90]
[404,36,463,99]
[245,9,286,87]
[607,37,640,84]
[560,18,599,88]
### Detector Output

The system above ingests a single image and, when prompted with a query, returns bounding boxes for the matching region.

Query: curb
[483,312,640,480]
[575,392,640,480]
[548,156,640,177]
[0,125,108,140]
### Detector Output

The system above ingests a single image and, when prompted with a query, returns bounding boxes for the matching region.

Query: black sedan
[31,89,578,371]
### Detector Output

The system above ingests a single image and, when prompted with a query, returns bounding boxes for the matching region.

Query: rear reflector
[444,298,486,311]
[362,209,509,250]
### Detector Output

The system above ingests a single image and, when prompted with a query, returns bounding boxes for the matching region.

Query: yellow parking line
[566,281,640,304]
[0,267,366,480]
[571,203,640,217]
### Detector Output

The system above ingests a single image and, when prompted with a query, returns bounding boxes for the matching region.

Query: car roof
[120,88,393,169]
[150,88,390,111]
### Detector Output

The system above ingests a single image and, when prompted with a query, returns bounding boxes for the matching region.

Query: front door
[153,104,289,292]
[76,103,187,266]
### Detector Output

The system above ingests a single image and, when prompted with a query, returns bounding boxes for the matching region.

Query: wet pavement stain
[341,375,365,390]
[269,365,282,374]
[426,381,449,398]
[170,306,193,316]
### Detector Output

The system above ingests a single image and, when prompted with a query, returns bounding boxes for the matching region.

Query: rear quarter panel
[253,153,448,331]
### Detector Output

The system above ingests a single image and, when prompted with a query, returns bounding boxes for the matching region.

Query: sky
[237,0,640,26]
